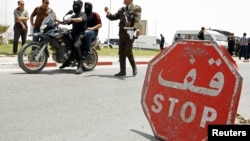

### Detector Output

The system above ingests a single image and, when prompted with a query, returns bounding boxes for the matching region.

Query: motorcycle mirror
[66,10,74,15]
[63,10,73,20]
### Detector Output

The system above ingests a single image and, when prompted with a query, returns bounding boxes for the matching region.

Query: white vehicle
[103,38,119,48]
[133,35,162,50]
[173,30,228,49]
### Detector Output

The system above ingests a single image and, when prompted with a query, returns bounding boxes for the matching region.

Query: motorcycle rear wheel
[82,48,98,71]
[18,42,48,74]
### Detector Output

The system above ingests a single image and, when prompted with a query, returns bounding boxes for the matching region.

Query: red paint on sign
[141,40,243,141]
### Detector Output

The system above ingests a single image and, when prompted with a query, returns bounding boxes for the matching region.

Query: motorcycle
[18,10,101,74]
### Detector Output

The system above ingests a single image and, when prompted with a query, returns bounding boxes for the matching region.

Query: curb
[97,61,149,66]
[0,61,150,68]
[0,55,152,68]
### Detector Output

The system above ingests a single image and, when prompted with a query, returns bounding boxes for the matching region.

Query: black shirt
[198,31,204,40]
[228,37,235,47]
[160,36,165,45]
[71,12,87,35]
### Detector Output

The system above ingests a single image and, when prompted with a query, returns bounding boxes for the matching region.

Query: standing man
[30,0,53,42]
[105,0,141,77]
[83,2,102,56]
[160,34,165,50]
[227,33,235,56]
[239,33,248,61]
[197,27,205,40]
[59,0,87,74]
[13,0,29,54]
[174,33,181,42]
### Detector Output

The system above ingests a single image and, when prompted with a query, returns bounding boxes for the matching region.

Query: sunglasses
[19,3,24,5]
[45,1,49,4]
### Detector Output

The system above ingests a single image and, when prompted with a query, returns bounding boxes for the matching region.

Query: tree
[0,24,9,45]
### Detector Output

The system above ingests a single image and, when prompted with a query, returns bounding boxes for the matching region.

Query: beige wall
[140,20,147,35]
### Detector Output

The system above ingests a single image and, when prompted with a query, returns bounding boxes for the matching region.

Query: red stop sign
[141,40,243,141]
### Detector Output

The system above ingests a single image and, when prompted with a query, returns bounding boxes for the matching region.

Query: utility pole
[107,0,111,48]
[154,20,157,36]
[5,0,8,44]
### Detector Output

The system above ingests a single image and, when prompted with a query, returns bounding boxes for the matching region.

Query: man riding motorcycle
[59,0,86,74]
[84,2,102,57]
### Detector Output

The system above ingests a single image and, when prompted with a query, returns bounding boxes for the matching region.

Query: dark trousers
[241,45,249,60]
[32,27,40,42]
[118,35,137,73]
[13,22,28,53]
[248,45,250,60]
[160,44,164,50]
[227,46,234,56]
[73,34,83,60]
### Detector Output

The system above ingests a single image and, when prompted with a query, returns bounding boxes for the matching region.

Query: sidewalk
[1,54,249,70]
[0,55,153,69]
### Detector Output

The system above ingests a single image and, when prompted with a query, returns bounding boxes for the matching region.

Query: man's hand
[60,18,73,25]
[135,29,140,38]
[22,25,26,30]
[104,7,109,13]
[66,18,73,24]
[87,27,93,30]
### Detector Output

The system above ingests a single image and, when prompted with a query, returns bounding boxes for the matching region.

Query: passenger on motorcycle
[83,2,102,56]
[59,0,87,74]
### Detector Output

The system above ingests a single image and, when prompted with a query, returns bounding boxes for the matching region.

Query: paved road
[0,55,249,141]
[0,66,162,141]
[236,63,250,118]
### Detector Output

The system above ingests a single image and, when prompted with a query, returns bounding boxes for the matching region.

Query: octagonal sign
[141,40,243,141]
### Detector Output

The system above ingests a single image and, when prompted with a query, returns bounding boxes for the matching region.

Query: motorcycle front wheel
[82,48,98,71]
[18,42,48,74]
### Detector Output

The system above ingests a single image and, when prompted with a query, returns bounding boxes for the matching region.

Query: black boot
[128,57,137,76]
[114,72,126,76]
[114,57,126,76]
[59,61,70,69]
[75,59,83,74]
[74,46,84,74]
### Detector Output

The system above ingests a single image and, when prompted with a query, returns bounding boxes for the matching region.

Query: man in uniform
[104,0,141,77]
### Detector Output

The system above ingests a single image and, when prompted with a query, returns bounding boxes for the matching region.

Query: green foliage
[0,25,9,34]
[0,25,10,45]
[97,47,160,57]
[0,44,13,55]
[0,44,160,57]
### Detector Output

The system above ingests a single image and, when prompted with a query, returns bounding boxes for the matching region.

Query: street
[0,63,249,141]
[0,66,160,141]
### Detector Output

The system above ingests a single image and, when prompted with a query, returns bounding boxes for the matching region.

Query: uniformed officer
[104,0,141,77]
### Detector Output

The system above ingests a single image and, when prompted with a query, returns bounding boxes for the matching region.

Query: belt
[123,27,134,30]
[15,22,27,24]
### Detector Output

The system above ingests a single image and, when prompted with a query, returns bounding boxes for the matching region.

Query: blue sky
[0,0,249,43]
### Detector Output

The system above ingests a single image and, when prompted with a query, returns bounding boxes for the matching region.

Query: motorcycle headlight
[40,24,47,33]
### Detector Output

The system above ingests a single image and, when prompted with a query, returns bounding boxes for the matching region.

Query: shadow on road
[12,69,138,78]
[86,74,135,80]
[12,69,87,75]
[130,129,163,141]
